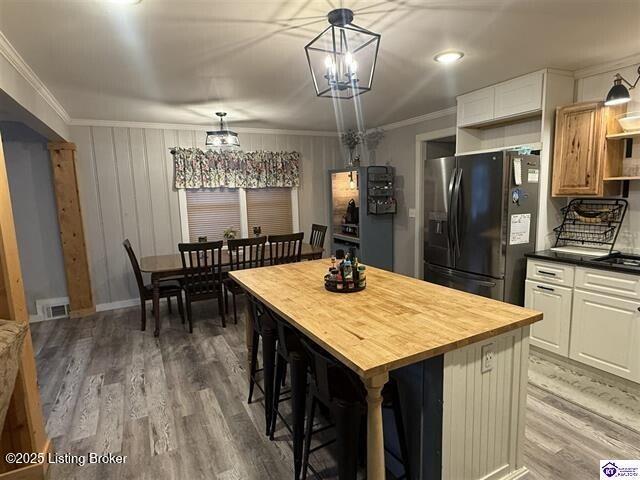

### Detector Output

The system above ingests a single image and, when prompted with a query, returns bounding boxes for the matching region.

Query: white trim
[239,188,249,238]
[573,53,640,79]
[373,106,457,132]
[29,314,45,323]
[96,298,139,312]
[0,30,71,123]
[178,188,189,242]
[69,118,339,137]
[291,187,300,233]
[413,127,457,279]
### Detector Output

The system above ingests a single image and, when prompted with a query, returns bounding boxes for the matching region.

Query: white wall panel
[70,124,339,305]
[442,327,529,480]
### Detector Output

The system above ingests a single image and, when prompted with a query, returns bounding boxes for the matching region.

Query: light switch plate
[408,208,416,218]
[481,342,495,374]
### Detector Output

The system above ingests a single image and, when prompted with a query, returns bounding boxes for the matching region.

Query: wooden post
[47,142,94,318]
[0,133,51,479]
[365,372,389,480]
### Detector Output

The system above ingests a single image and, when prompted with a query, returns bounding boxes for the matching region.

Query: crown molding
[373,106,457,132]
[573,53,640,80]
[68,118,340,137]
[0,30,71,123]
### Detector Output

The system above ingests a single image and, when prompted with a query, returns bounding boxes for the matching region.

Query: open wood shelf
[604,176,640,181]
[606,131,640,140]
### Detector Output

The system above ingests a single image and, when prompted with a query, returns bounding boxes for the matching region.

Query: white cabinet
[494,71,544,119]
[456,71,544,128]
[457,87,495,127]
[526,259,575,287]
[569,288,640,382]
[575,267,640,300]
[525,280,573,356]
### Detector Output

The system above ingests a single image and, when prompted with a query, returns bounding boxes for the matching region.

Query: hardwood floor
[30,300,640,480]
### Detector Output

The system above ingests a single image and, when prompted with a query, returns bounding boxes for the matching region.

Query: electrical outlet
[408,208,416,218]
[481,342,495,374]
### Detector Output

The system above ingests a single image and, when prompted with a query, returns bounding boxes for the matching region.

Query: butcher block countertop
[230,260,542,378]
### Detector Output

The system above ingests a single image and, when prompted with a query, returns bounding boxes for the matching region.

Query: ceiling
[1,0,639,131]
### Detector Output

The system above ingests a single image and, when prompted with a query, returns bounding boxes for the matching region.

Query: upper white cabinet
[494,71,544,119]
[457,87,495,127]
[457,71,544,127]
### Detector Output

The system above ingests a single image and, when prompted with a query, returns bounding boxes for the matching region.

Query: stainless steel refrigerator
[423,149,540,305]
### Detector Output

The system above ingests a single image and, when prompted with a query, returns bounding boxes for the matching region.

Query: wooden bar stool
[300,340,412,480]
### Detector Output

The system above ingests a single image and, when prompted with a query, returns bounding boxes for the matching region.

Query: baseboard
[95,298,139,312]
[497,467,529,480]
[28,314,44,323]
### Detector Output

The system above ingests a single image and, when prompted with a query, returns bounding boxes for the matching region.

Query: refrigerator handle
[447,167,458,254]
[452,167,463,257]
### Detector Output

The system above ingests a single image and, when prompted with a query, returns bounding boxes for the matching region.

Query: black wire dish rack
[553,198,628,253]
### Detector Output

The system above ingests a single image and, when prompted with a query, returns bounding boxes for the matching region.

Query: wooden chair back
[123,239,146,296]
[227,236,267,271]
[268,232,304,265]
[309,224,327,249]
[178,241,223,296]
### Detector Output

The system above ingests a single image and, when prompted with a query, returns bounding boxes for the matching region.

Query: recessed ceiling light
[434,51,464,64]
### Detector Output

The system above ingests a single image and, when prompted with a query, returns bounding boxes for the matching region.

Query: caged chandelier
[304,8,380,99]
[205,112,240,148]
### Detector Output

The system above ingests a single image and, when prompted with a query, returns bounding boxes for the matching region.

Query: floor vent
[35,297,70,321]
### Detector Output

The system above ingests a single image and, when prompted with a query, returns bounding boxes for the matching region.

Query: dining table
[229,259,542,480]
[139,243,323,336]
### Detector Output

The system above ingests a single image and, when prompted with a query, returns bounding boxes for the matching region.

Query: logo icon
[602,462,618,478]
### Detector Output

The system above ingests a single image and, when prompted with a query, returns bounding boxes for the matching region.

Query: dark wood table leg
[153,274,161,337]
[290,352,307,480]
[261,317,276,436]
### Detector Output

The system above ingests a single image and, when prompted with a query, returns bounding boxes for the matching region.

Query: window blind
[186,189,241,242]
[246,188,293,236]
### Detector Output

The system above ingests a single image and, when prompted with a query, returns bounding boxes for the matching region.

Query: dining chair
[309,224,327,259]
[178,240,225,332]
[123,239,184,331]
[224,236,267,324]
[268,232,304,265]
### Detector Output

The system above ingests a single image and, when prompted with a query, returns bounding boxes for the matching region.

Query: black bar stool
[269,314,315,480]
[247,295,277,436]
[300,339,412,480]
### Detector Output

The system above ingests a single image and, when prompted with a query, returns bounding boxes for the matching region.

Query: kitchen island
[230,260,542,480]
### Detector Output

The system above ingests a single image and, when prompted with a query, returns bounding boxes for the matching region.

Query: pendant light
[604,66,640,106]
[205,112,240,148]
[304,8,380,99]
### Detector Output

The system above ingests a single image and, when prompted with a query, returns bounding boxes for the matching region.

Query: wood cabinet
[551,102,625,196]
[569,288,639,382]
[525,280,573,356]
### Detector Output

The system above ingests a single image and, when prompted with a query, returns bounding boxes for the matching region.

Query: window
[182,188,296,242]
[185,189,241,242]
[246,188,293,236]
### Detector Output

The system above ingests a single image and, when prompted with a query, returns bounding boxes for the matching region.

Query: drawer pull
[537,285,555,292]
[538,270,557,276]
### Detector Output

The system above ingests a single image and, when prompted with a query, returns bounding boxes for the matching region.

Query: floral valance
[171,147,300,189]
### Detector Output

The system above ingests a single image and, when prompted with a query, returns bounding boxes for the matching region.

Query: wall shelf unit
[329,167,393,270]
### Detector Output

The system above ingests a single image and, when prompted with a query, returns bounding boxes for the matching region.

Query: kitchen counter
[526,250,640,275]
[231,260,541,480]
